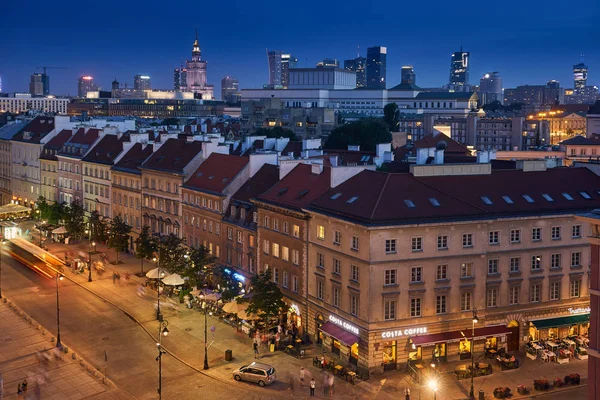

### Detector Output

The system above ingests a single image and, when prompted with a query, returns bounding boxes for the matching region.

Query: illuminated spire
[192,27,201,61]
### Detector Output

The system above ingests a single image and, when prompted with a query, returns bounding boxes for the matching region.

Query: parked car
[233,362,276,386]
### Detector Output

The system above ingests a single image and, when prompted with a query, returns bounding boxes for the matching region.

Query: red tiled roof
[281,141,302,157]
[324,149,375,165]
[68,128,100,145]
[232,164,279,203]
[112,143,154,174]
[141,138,203,173]
[258,163,331,210]
[82,134,127,165]
[311,167,600,225]
[394,133,471,161]
[184,154,249,194]
[560,135,600,146]
[40,129,73,161]
[12,116,55,143]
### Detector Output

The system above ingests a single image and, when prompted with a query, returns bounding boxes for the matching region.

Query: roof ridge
[411,174,489,213]
[370,172,391,220]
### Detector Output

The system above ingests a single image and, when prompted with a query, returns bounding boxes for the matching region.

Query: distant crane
[35,66,71,75]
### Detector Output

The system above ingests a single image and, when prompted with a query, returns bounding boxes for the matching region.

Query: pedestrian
[17,382,23,398]
[323,372,328,395]
[328,373,334,398]
[405,387,411,400]
[300,367,305,386]
[310,378,316,396]
[112,272,117,285]
[22,379,28,395]
[253,341,259,359]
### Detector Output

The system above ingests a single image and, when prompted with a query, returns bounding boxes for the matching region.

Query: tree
[253,126,298,141]
[184,245,217,290]
[210,265,242,302]
[383,103,400,132]
[244,269,287,328]
[36,196,50,221]
[156,234,189,275]
[64,201,85,241]
[324,118,392,152]
[49,202,67,226]
[88,211,108,243]
[135,226,157,275]
[108,215,132,265]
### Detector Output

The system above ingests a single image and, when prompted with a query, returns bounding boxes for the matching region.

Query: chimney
[434,149,444,165]
[311,163,324,175]
[348,145,360,151]
[476,150,489,164]
[416,147,435,165]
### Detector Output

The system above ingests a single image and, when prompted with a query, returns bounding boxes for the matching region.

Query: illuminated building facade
[78,76,98,98]
[449,47,470,86]
[366,46,387,89]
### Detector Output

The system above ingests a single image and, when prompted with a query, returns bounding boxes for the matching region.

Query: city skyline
[0,0,598,97]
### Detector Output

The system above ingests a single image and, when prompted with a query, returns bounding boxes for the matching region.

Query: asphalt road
[0,253,261,400]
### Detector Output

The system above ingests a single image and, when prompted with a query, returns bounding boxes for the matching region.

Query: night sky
[1,0,598,98]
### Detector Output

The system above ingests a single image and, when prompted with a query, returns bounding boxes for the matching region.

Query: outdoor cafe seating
[496,353,519,370]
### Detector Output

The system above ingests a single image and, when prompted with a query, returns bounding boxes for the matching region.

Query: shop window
[332,339,341,355]
[531,227,542,242]
[460,292,472,311]
[489,231,499,245]
[437,235,448,250]
[382,341,397,370]
[436,264,448,280]
[408,345,422,361]
[350,343,359,365]
[570,280,581,298]
[410,298,421,317]
[459,339,471,359]
[436,295,447,314]
[487,288,498,307]
[509,286,520,305]
[550,281,561,300]
[462,233,473,248]
[485,337,497,351]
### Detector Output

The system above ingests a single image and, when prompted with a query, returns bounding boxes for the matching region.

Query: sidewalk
[36,235,589,399]
[0,300,130,400]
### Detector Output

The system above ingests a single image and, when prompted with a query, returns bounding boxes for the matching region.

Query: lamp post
[428,379,438,400]
[0,240,5,300]
[85,223,93,282]
[199,294,209,370]
[157,320,169,400]
[56,273,64,347]
[154,253,164,322]
[469,309,479,400]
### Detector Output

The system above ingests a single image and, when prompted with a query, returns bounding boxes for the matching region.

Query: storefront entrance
[382,341,397,370]
[315,315,324,344]
[507,320,520,352]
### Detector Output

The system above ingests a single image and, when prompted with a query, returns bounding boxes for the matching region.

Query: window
[562,192,574,201]
[216,223,220,236]
[502,195,514,204]
[436,264,448,280]
[509,286,520,305]
[551,253,562,269]
[282,221,288,235]
[272,243,280,258]
[488,259,499,275]
[385,239,397,254]
[350,295,359,316]
[550,281,561,300]
[293,225,300,238]
[462,233,473,248]
[227,227,233,240]
[510,229,521,243]
[532,227,541,242]
[530,283,541,303]
[411,266,423,283]
[572,225,582,238]
[510,257,520,273]
[317,225,325,240]
[282,246,289,262]
[333,287,341,307]
[489,231,499,245]
[542,193,554,202]
[253,212,258,223]
[460,292,472,311]
[317,280,324,300]
[333,230,341,245]
[551,226,561,240]
[292,249,299,265]
[351,236,359,251]
[384,300,396,321]
[384,269,397,285]
[316,252,324,268]
[531,255,542,271]
[436,295,447,314]
[292,276,298,293]
[264,215,269,228]
[333,258,341,274]
[411,237,423,252]
[487,288,498,308]
[237,231,242,243]
[571,252,581,268]
[350,265,359,281]
[282,271,288,288]
[273,219,279,232]
[461,262,473,278]
[570,280,581,298]
[263,240,270,255]
[481,196,493,205]
[410,298,421,317]
[437,235,448,250]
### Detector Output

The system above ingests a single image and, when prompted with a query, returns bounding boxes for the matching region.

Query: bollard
[478,389,485,400]
[72,353,77,360]
[225,349,233,361]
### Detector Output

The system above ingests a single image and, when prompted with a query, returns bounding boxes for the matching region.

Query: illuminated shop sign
[329,315,360,335]
[568,307,590,315]
[381,327,428,339]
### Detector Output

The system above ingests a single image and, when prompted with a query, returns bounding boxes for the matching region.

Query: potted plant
[534,379,550,391]
[553,377,564,387]
[493,387,511,399]
[564,373,581,385]
[517,384,529,394]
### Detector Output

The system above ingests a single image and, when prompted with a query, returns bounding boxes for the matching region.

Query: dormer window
[481,196,493,205]
[542,193,554,202]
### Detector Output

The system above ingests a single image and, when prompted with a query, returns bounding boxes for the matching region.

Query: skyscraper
[478,72,503,105]
[401,65,416,85]
[134,75,152,91]
[267,50,297,88]
[344,49,366,88]
[449,47,470,86]
[29,73,46,96]
[173,30,214,99]
[573,61,588,93]
[316,58,339,68]
[221,76,240,103]
[366,46,387,89]
[77,76,98,98]
[174,66,187,90]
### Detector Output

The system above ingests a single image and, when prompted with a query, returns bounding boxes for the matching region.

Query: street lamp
[85,223,93,282]
[469,309,479,400]
[0,240,5,299]
[199,294,209,370]
[154,254,165,321]
[428,378,439,400]
[56,273,64,347]
[157,320,169,400]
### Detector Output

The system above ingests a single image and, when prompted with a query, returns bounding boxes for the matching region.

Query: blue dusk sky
[0,0,598,98]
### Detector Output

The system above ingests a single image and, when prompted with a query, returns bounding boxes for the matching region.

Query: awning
[530,314,589,329]
[319,322,359,346]
[411,325,513,346]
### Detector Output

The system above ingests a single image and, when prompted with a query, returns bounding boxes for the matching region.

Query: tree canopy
[324,118,392,152]
[156,234,189,275]
[135,226,157,275]
[89,211,108,243]
[185,245,216,290]
[253,126,298,141]
[383,103,400,132]
[244,269,287,327]
[108,215,131,264]
[64,201,85,241]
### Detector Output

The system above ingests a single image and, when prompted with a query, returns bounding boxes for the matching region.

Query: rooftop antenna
[357,45,360,58]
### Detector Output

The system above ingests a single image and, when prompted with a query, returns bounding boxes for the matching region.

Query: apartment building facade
[40,129,73,203]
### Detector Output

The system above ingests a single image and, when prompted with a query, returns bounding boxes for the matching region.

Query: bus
[5,238,65,279]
